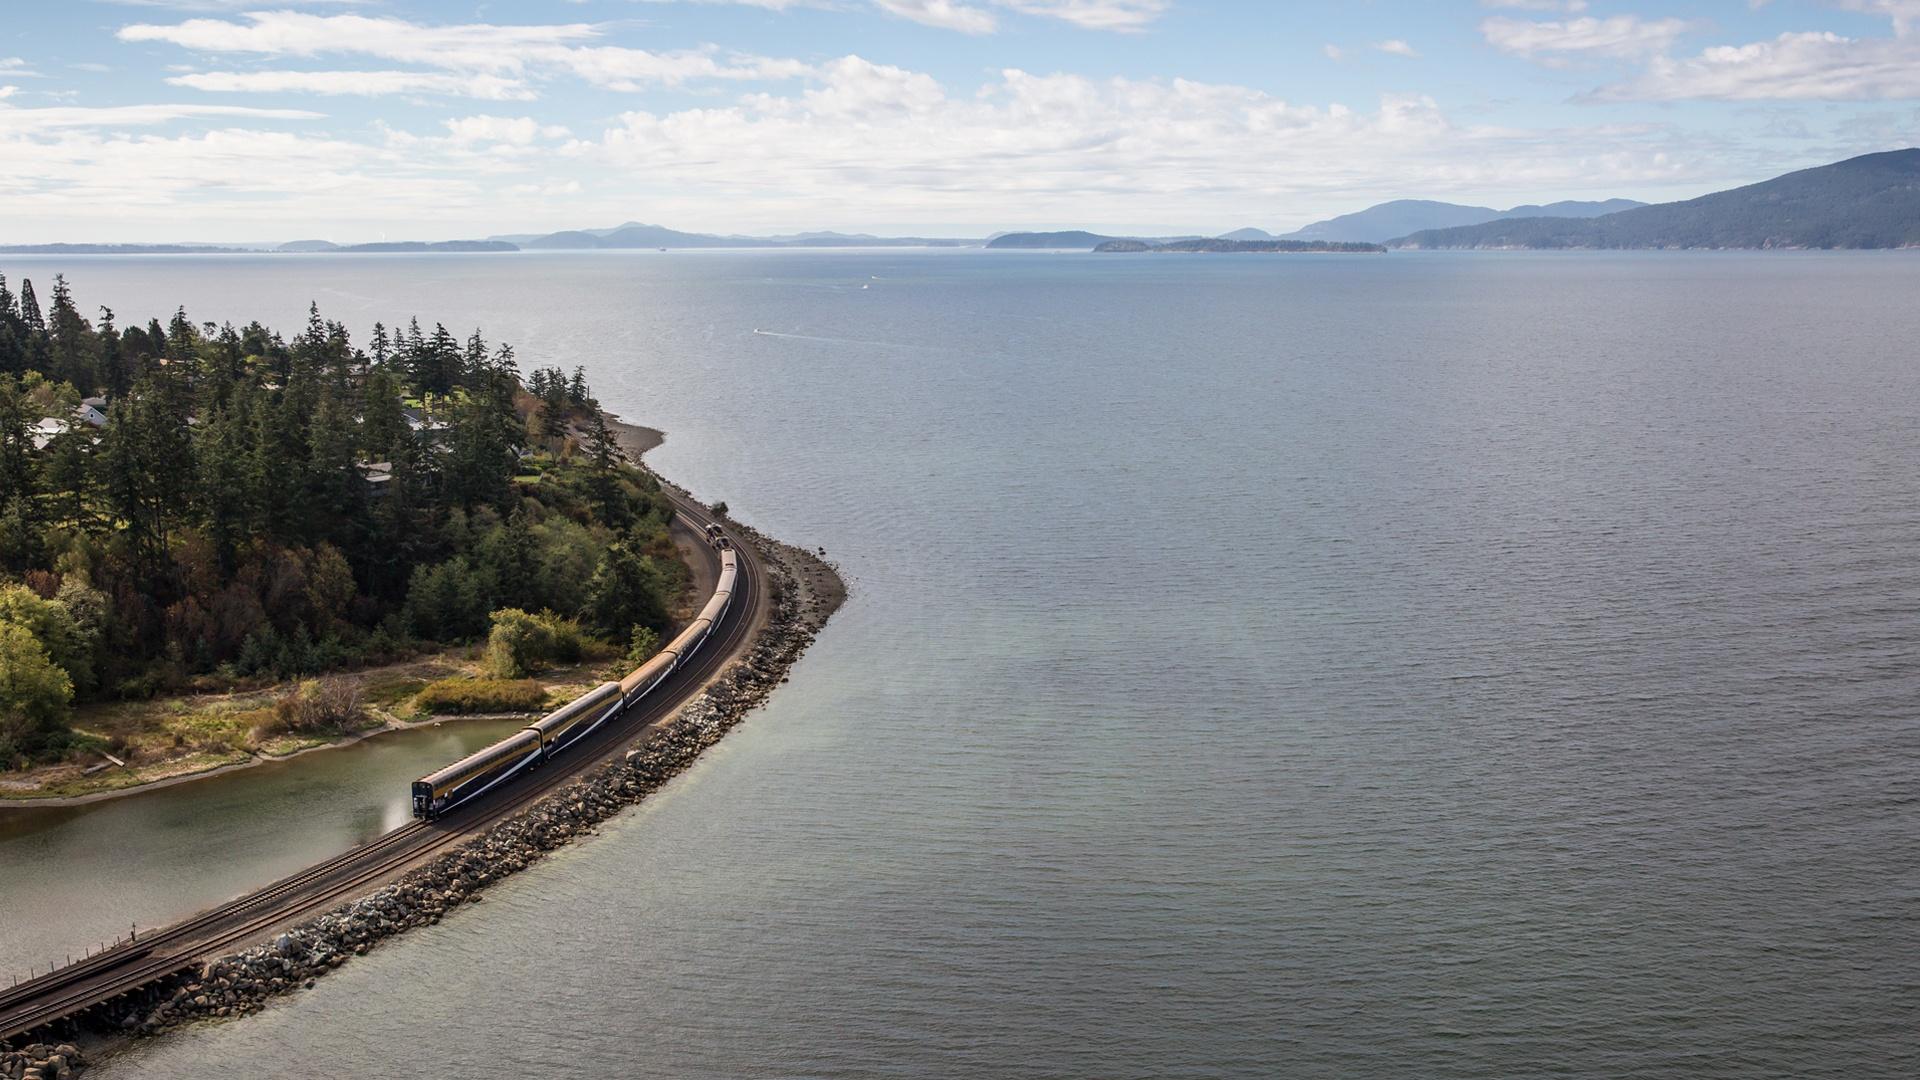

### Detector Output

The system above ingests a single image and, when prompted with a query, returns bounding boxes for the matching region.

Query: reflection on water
[0,719,524,975]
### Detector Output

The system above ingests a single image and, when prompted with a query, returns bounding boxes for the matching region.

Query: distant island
[1392,149,1920,250]
[0,244,244,256]
[511,222,975,250]
[1094,238,1384,254]
[280,240,519,254]
[986,231,1188,250]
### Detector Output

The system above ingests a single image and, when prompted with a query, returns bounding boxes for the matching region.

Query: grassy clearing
[412,678,551,715]
[0,642,619,801]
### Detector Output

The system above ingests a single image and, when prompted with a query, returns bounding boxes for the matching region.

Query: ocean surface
[2,249,1915,1077]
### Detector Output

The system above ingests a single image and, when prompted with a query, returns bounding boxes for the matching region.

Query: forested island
[1093,238,1385,254]
[0,272,688,782]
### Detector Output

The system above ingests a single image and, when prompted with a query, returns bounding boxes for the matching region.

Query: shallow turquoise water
[2,249,1914,1077]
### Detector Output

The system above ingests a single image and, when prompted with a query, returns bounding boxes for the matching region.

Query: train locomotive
[410,528,740,820]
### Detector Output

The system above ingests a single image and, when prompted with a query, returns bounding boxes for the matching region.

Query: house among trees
[401,406,450,443]
[359,460,393,498]
[30,416,69,451]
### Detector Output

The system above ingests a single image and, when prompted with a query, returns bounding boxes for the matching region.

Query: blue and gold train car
[410,526,741,821]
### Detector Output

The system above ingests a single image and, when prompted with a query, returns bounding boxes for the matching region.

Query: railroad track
[0,491,761,1044]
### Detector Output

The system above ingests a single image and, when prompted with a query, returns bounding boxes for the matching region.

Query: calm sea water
[4,250,1915,1077]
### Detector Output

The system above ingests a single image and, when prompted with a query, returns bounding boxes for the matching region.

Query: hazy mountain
[520,223,977,249]
[1219,227,1277,241]
[1096,238,1384,254]
[1280,197,1645,244]
[986,231,1122,249]
[0,243,247,255]
[986,231,1205,250]
[1503,199,1646,218]
[1393,149,1920,250]
[277,240,340,252]
[341,240,517,253]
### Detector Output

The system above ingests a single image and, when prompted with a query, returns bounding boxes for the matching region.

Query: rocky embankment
[2,1043,83,1080]
[77,518,842,1061]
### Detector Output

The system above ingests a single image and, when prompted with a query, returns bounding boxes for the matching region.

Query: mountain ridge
[1277,198,1645,244]
[1392,149,1920,250]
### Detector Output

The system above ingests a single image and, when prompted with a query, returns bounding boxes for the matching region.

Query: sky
[2,0,1920,242]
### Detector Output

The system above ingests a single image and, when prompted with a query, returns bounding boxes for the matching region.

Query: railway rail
[0,490,760,1045]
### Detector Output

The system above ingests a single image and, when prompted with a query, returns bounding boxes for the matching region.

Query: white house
[31,417,71,451]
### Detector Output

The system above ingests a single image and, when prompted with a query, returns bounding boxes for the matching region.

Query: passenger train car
[411,528,740,820]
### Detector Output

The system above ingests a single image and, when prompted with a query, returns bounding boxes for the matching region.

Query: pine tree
[46,275,99,392]
[0,275,25,376]
[465,329,488,385]
[98,373,196,573]
[98,307,133,401]
[0,376,40,566]
[369,322,390,370]
[38,427,98,536]
[17,280,49,375]
[581,401,630,527]
[17,279,44,336]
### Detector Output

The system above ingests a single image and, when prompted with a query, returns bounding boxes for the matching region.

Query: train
[410,527,740,820]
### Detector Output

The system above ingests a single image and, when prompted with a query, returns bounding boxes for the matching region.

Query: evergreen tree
[360,367,409,457]
[37,428,97,536]
[369,322,391,370]
[581,401,630,526]
[98,373,196,574]
[194,394,251,570]
[0,375,39,569]
[465,329,488,385]
[17,280,49,375]
[0,275,22,376]
[46,275,99,392]
[98,307,133,401]
[17,279,44,336]
[584,536,669,636]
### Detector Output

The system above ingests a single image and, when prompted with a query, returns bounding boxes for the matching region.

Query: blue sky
[2,0,1919,241]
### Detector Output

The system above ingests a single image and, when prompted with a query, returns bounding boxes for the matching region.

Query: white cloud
[642,0,1167,31]
[869,0,999,34]
[0,58,41,78]
[1323,44,1344,60]
[441,115,572,145]
[2,42,1730,240]
[994,0,1168,31]
[167,70,537,100]
[1836,1,1920,35]
[1591,29,1920,100]
[120,12,807,91]
[0,87,17,100]
[0,101,320,132]
[561,57,1701,228]
[1482,15,1691,60]
[1374,39,1419,57]
[1481,0,1589,11]
[506,180,584,197]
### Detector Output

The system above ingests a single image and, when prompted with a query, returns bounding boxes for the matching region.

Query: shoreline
[0,714,528,810]
[0,419,671,811]
[38,464,844,1069]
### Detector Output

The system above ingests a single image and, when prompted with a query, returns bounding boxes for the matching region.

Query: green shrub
[480,608,595,678]
[413,677,548,715]
[269,677,366,735]
[0,621,74,766]
[625,625,661,665]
